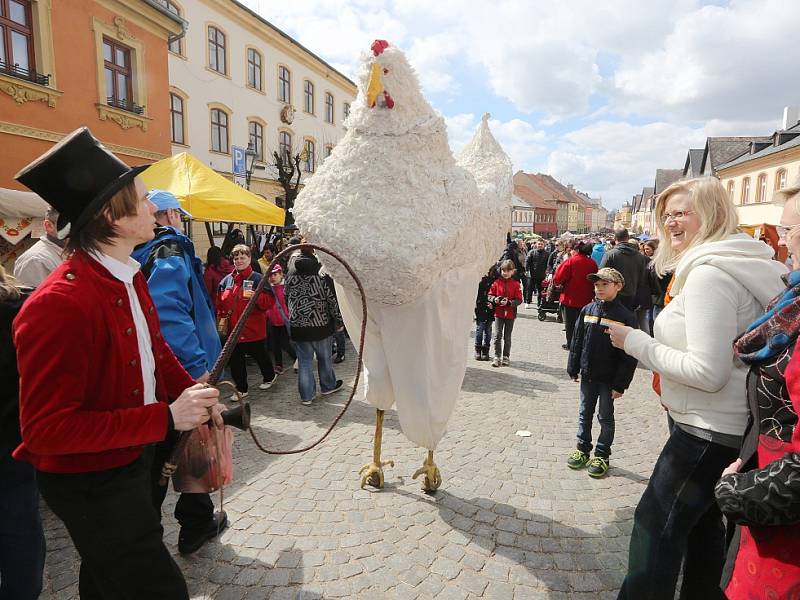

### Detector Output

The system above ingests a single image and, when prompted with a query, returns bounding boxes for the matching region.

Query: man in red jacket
[12,128,223,599]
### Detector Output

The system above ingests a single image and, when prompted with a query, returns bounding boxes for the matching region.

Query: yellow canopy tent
[140,152,285,226]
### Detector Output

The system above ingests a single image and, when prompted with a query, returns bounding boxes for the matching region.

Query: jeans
[493,317,514,357]
[522,275,532,304]
[295,336,337,402]
[576,379,615,457]
[563,305,581,348]
[475,319,492,349]
[0,453,45,600]
[617,426,737,600]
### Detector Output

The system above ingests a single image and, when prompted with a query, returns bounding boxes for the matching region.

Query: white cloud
[547,121,708,208]
[612,0,800,121]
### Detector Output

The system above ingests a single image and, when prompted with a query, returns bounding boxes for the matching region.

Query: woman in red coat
[217,244,276,400]
[554,240,598,350]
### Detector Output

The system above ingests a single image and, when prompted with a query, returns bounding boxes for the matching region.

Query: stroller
[537,273,563,322]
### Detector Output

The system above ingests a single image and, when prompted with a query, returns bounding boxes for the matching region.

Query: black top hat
[14,127,148,237]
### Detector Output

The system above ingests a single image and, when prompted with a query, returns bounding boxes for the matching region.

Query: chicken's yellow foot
[359,408,393,489]
[412,450,442,492]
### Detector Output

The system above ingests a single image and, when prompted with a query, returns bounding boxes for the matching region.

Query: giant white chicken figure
[294,40,511,491]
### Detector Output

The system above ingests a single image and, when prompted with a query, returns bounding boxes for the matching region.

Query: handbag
[172,424,233,494]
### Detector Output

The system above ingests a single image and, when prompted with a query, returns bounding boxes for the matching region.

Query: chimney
[782,106,800,130]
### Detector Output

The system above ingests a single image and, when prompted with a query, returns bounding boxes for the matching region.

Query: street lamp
[244,141,258,190]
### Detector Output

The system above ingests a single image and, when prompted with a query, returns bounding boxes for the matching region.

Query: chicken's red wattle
[383,91,395,109]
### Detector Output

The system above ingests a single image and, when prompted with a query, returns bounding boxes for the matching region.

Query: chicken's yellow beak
[366,62,384,108]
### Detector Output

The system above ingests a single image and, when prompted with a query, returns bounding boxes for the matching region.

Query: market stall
[0,187,50,270]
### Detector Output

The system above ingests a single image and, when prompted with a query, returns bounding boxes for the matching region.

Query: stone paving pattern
[41,306,668,599]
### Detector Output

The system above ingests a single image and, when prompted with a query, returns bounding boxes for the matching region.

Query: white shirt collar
[91,252,141,284]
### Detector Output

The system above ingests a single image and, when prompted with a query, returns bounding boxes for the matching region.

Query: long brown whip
[159,243,367,486]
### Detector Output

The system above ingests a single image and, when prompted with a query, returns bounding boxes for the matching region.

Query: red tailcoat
[12,250,195,473]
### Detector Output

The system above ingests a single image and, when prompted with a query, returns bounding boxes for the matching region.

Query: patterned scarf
[733,270,800,364]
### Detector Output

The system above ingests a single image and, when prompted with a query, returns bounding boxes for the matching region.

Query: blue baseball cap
[148,189,192,218]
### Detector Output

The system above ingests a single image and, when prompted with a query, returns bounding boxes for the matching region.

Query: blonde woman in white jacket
[607,177,787,600]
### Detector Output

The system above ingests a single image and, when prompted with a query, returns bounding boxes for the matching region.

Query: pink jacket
[267,283,289,327]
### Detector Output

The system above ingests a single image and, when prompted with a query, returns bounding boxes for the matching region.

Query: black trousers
[151,430,214,531]
[268,324,296,368]
[37,448,189,600]
[563,305,581,348]
[527,276,545,304]
[230,339,274,392]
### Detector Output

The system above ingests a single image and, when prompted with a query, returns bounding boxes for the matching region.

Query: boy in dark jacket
[566,268,638,478]
[474,265,497,361]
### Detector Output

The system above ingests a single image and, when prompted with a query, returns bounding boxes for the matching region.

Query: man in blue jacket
[132,190,227,554]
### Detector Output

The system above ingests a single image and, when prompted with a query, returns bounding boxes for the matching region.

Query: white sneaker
[259,375,278,390]
[293,359,299,373]
[301,399,312,406]
[229,391,249,402]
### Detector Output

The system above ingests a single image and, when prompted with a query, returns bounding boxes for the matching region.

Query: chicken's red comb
[371,40,389,56]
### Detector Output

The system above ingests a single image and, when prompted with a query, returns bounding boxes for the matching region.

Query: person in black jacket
[474,264,497,361]
[566,268,638,478]
[525,240,549,306]
[0,268,44,600]
[599,228,649,311]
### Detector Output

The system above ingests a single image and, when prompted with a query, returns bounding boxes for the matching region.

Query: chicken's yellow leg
[413,450,442,492]
[359,409,394,489]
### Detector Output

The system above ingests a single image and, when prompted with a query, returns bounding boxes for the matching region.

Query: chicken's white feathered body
[294,42,511,451]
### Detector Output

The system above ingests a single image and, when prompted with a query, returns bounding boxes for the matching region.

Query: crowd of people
[1,127,798,600]
[474,175,800,599]
[0,129,346,599]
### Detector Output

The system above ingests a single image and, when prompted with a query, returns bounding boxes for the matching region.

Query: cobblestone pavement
[41,305,668,599]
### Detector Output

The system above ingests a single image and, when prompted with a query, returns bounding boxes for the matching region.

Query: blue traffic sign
[232,145,246,176]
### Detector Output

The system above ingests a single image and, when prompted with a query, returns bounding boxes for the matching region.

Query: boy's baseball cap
[587,267,625,286]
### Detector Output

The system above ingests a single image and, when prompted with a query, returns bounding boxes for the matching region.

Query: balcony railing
[0,60,50,86]
[107,97,145,115]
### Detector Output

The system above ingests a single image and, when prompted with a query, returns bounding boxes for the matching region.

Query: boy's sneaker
[301,399,313,406]
[321,380,344,396]
[567,449,589,469]
[501,356,510,366]
[293,359,299,373]
[333,355,345,364]
[587,456,610,478]
[229,391,249,402]
[491,357,501,367]
[259,375,278,390]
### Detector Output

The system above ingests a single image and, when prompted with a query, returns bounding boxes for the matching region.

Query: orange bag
[172,425,233,493]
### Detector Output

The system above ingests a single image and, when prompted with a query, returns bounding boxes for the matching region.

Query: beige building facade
[161,0,356,250]
[717,126,800,226]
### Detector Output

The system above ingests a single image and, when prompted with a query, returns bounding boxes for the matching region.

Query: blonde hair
[0,265,21,302]
[231,243,251,257]
[652,177,739,276]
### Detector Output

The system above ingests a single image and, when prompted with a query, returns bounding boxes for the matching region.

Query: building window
[208,26,226,75]
[756,173,767,203]
[0,0,38,81]
[777,169,787,191]
[741,177,751,204]
[248,121,263,160]
[343,102,350,120]
[246,48,262,91]
[303,139,315,172]
[727,180,734,202]
[161,1,183,55]
[303,79,314,114]
[324,144,333,160]
[279,130,292,162]
[210,108,228,153]
[103,37,140,113]
[325,92,334,123]
[278,66,290,103]
[170,92,184,144]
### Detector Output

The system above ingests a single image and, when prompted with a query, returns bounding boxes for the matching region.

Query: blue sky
[242,0,799,209]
